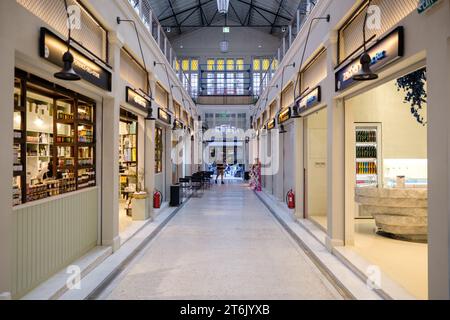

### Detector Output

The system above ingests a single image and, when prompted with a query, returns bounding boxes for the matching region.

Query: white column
[0,0,15,298]
[101,34,122,251]
[426,0,450,299]
[293,117,305,219]
[325,34,345,249]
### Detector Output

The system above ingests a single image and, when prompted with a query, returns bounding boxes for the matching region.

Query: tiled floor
[106,183,342,300]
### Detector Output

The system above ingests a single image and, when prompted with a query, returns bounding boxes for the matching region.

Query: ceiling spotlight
[281,26,287,33]
[166,27,171,33]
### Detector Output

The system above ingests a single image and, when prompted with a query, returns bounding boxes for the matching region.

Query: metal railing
[127,0,193,100]
[256,0,319,99]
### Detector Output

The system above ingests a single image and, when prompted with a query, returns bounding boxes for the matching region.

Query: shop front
[118,48,152,237]
[334,2,430,298]
[153,83,172,203]
[297,47,328,230]
[2,0,115,298]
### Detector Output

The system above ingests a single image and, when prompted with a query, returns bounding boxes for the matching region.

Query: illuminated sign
[298,86,321,111]
[267,119,276,131]
[336,27,404,91]
[173,119,184,130]
[278,107,292,125]
[418,0,440,14]
[39,28,111,91]
[158,108,171,125]
[126,87,151,111]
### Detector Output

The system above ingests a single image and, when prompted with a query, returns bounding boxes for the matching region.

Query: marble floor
[105,183,342,300]
[352,219,428,300]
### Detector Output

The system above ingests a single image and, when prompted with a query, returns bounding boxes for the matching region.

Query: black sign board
[126,87,151,111]
[336,27,404,91]
[173,119,184,130]
[158,108,171,125]
[39,28,112,91]
[278,107,292,125]
[267,119,276,131]
[298,86,321,112]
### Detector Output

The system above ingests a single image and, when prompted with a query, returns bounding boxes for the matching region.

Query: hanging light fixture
[353,0,378,81]
[54,0,81,81]
[220,40,229,53]
[217,0,230,14]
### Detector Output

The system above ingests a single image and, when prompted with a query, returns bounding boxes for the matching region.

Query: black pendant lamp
[54,0,81,81]
[353,0,378,81]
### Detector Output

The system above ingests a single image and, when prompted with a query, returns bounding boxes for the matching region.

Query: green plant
[396,68,427,126]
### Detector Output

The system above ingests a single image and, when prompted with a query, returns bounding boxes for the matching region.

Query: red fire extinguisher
[153,190,162,209]
[286,189,295,209]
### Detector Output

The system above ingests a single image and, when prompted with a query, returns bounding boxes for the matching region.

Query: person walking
[215,159,226,185]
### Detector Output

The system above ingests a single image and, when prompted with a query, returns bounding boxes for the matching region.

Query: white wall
[346,78,428,160]
[171,27,280,62]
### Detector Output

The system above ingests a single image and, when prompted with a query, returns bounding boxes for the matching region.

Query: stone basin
[355,187,428,242]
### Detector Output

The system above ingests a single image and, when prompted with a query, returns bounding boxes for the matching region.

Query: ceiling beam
[198,0,206,25]
[252,7,273,25]
[179,6,201,26]
[270,0,286,34]
[167,0,182,34]
[245,0,253,26]
[208,9,219,26]
[159,0,214,22]
[229,2,244,26]
[236,0,292,21]
[162,24,288,28]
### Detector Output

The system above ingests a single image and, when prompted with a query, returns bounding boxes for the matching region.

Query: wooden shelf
[56,119,75,124]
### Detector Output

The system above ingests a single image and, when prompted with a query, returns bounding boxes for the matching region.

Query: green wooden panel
[12,188,98,298]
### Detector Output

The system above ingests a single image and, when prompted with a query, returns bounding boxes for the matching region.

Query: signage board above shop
[126,87,151,111]
[267,119,276,131]
[158,108,171,125]
[278,107,292,125]
[173,119,184,130]
[335,27,404,91]
[297,86,321,112]
[39,28,112,91]
[418,0,440,14]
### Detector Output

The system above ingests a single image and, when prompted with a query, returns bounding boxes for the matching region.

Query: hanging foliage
[396,68,427,126]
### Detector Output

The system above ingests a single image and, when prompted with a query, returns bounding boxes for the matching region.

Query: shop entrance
[344,67,428,299]
[118,109,139,235]
[304,107,328,231]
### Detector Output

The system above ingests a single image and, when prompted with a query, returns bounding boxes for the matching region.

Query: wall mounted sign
[278,107,292,125]
[158,108,171,125]
[39,28,112,91]
[418,0,440,14]
[173,119,184,130]
[298,86,321,111]
[335,27,404,91]
[267,119,276,131]
[126,87,151,111]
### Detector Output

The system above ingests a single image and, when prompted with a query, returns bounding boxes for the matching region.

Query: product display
[155,127,163,173]
[12,74,96,206]
[355,126,380,188]
[119,111,138,201]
